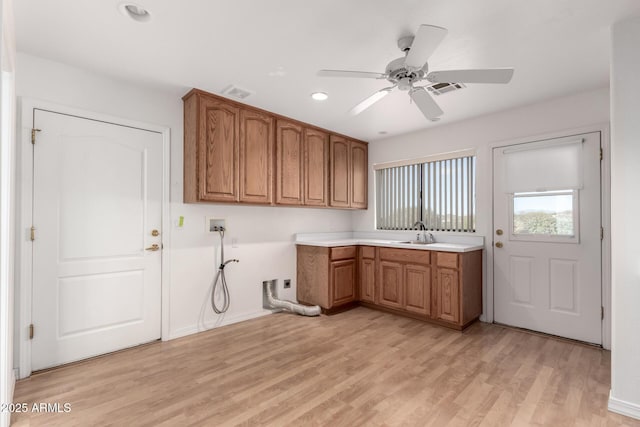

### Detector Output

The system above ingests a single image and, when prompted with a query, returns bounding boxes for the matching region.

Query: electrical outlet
[284,279,291,289]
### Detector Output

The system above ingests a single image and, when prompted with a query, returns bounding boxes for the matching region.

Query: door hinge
[31,128,41,144]
[30,226,36,241]
[600,147,603,161]
[600,227,604,241]
[601,306,604,320]
[29,324,34,340]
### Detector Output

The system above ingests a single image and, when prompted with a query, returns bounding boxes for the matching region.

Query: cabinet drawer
[331,246,357,260]
[436,252,458,269]
[379,248,430,265]
[360,246,375,259]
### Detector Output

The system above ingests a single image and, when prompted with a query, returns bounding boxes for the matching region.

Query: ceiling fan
[318,24,514,121]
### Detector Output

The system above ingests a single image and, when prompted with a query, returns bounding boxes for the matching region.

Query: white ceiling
[14,0,640,141]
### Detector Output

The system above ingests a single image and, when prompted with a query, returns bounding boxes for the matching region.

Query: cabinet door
[350,140,368,209]
[239,108,274,204]
[304,128,329,206]
[329,135,350,207]
[330,259,356,307]
[435,267,460,323]
[378,261,403,309]
[276,120,304,205]
[360,258,375,303]
[198,97,239,202]
[405,264,431,316]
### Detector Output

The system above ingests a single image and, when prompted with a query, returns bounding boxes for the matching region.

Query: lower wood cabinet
[359,247,375,303]
[379,261,403,309]
[378,248,431,316]
[405,264,431,316]
[434,267,459,323]
[433,251,482,328]
[330,259,356,306]
[297,243,483,329]
[297,245,357,310]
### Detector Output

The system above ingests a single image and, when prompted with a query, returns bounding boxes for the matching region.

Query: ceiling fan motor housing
[385,57,427,90]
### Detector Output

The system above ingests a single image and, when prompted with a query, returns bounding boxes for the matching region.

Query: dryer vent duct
[262,280,321,317]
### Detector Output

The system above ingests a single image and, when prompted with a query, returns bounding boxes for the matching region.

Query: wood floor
[12,307,639,426]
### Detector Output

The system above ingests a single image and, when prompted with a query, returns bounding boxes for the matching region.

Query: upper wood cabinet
[185,94,239,203]
[184,89,367,209]
[330,136,368,209]
[330,135,350,208]
[239,109,274,204]
[276,120,304,205]
[351,141,368,209]
[304,128,329,207]
[275,122,330,207]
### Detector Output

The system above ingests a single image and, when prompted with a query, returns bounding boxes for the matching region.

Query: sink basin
[395,240,434,245]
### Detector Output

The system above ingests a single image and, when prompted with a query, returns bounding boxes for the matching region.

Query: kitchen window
[375,151,476,232]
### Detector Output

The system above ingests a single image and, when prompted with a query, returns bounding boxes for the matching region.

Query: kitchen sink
[395,240,434,245]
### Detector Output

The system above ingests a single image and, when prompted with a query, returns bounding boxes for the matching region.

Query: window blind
[376,155,476,232]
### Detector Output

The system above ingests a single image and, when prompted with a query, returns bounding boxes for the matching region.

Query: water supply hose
[211,228,239,314]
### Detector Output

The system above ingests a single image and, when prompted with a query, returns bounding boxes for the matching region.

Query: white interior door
[493,132,602,344]
[31,109,162,371]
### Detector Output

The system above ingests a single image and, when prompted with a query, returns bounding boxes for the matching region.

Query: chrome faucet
[413,221,428,242]
[427,232,435,244]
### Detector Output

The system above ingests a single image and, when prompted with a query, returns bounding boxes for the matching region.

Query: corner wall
[13,52,353,365]
[609,16,640,420]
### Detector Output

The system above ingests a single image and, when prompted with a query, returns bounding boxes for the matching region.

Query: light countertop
[295,238,483,253]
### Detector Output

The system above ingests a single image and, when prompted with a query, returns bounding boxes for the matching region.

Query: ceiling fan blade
[427,68,514,84]
[318,70,386,79]
[404,24,448,71]
[349,88,394,116]
[410,87,443,121]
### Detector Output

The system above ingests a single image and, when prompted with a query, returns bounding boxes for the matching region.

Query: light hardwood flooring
[12,307,640,426]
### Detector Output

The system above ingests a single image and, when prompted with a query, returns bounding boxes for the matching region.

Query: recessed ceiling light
[119,3,151,22]
[311,92,328,101]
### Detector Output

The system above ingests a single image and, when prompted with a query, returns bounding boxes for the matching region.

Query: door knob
[145,244,160,251]
[496,229,503,235]
[151,229,160,237]
[495,242,503,248]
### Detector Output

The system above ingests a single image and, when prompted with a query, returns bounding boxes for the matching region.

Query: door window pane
[511,190,578,241]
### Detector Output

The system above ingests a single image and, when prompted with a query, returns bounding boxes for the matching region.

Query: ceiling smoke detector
[119,3,151,22]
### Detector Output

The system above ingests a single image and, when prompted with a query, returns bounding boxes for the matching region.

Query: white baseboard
[168,310,273,340]
[609,391,640,420]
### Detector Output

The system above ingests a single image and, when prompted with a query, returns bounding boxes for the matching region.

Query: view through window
[376,155,476,232]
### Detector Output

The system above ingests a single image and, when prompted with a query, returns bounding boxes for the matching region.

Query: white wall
[14,52,353,364]
[352,87,610,322]
[609,16,640,420]
[0,0,15,425]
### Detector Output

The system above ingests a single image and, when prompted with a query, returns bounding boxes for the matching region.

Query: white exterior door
[493,132,602,344]
[31,109,162,371]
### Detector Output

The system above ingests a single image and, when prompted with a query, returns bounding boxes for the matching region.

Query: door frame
[16,98,172,378]
[487,123,611,349]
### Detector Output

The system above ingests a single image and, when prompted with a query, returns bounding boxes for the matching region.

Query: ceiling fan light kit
[318,24,514,121]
